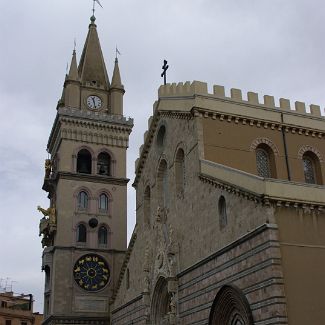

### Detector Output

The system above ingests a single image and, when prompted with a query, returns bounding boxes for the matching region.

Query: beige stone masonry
[200,159,325,207]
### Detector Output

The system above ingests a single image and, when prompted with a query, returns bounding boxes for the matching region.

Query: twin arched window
[77,191,110,213]
[76,223,109,247]
[76,149,112,176]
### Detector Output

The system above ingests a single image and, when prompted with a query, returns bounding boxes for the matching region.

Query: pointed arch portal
[209,285,254,325]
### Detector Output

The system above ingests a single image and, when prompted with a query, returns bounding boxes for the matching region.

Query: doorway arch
[208,285,254,325]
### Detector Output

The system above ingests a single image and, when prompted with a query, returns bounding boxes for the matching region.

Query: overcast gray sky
[0,0,324,313]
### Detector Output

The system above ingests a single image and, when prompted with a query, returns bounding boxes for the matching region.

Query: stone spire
[68,50,78,81]
[78,16,110,89]
[111,58,124,89]
[110,58,125,115]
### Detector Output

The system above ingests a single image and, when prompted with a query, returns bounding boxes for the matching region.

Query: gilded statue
[37,205,56,224]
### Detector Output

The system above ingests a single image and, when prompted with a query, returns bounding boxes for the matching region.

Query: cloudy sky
[0,0,324,313]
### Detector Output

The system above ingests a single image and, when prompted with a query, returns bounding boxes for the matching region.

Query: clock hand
[92,97,96,107]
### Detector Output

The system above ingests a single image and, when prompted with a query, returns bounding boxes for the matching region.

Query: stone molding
[59,106,134,126]
[200,159,325,210]
[249,137,280,155]
[298,144,324,162]
[195,108,324,139]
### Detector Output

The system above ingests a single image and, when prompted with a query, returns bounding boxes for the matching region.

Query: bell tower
[38,15,133,325]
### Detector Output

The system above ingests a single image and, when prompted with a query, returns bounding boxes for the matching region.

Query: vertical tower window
[77,149,92,174]
[76,224,87,243]
[144,186,151,224]
[78,191,88,210]
[99,193,109,211]
[98,226,108,246]
[175,149,185,195]
[97,152,111,176]
[218,196,227,229]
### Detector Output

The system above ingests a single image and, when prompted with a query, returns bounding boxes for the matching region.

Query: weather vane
[92,0,103,16]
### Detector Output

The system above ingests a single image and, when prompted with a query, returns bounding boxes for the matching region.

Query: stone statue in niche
[44,159,52,178]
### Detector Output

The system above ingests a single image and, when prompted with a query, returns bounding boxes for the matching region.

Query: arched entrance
[209,285,254,325]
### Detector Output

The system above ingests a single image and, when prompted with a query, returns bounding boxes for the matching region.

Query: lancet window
[77,149,92,174]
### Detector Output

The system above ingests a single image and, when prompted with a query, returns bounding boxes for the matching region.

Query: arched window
[255,144,276,178]
[98,226,108,246]
[78,191,88,210]
[175,149,185,195]
[44,265,50,291]
[76,224,87,243]
[157,160,168,207]
[157,125,166,148]
[218,196,227,229]
[77,149,92,174]
[97,152,111,176]
[303,151,322,184]
[144,186,151,225]
[99,193,109,211]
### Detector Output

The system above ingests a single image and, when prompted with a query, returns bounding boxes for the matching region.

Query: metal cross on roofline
[161,60,169,85]
[92,0,103,16]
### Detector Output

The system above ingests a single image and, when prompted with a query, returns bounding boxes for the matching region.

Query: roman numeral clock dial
[87,95,102,109]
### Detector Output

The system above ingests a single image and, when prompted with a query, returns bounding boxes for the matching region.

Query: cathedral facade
[111,83,325,325]
[39,16,325,325]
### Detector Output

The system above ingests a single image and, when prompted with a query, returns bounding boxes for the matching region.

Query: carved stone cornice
[199,174,324,212]
[47,106,133,154]
[51,172,129,186]
[193,108,324,139]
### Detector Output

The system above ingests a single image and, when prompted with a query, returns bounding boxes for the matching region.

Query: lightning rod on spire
[92,0,103,17]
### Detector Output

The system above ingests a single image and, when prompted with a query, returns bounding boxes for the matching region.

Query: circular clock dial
[87,95,102,109]
[73,254,110,291]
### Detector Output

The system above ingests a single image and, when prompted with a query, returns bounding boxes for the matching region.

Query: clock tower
[38,15,133,325]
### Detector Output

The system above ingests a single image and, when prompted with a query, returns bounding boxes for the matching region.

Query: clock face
[73,254,110,291]
[87,95,102,109]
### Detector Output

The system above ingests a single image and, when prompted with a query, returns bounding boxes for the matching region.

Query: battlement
[158,81,324,118]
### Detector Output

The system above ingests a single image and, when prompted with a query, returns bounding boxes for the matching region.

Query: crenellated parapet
[158,81,324,118]
[134,81,325,186]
